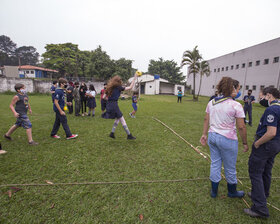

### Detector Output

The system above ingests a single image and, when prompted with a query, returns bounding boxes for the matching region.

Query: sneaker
[4,134,12,140]
[127,134,136,140]
[0,150,7,154]
[29,141,39,145]
[66,134,78,140]
[132,115,136,118]
[244,208,268,218]
[129,113,133,118]
[51,135,61,139]
[109,132,115,139]
[88,114,91,116]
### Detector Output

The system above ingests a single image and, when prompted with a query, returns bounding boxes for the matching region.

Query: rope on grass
[152,117,280,212]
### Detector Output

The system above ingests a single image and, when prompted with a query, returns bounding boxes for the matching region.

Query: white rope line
[153,117,280,212]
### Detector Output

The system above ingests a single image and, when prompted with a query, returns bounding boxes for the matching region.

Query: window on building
[212,85,215,89]
[218,68,220,72]
[264,59,269,65]
[222,67,224,71]
[256,60,260,66]
[246,85,249,90]
[236,64,239,69]
[26,71,29,74]
[214,69,216,72]
[231,65,234,70]
[226,66,228,71]
[242,63,245,68]
[260,85,265,90]
[240,85,242,89]
[252,85,256,90]
[31,71,34,74]
[273,57,279,63]
[248,62,252,67]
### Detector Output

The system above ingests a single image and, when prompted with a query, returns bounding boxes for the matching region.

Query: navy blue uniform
[51,88,72,137]
[51,85,56,102]
[102,86,125,119]
[248,100,280,217]
[243,95,255,125]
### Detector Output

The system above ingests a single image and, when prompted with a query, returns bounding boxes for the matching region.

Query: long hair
[89,84,95,91]
[106,76,123,96]
[217,77,239,97]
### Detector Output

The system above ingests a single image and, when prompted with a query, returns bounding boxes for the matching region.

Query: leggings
[81,98,87,113]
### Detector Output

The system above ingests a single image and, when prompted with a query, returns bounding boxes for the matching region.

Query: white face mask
[20,89,26,94]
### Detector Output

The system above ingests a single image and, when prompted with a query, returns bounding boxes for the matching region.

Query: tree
[197,60,210,99]
[113,58,133,81]
[148,58,184,84]
[16,46,39,65]
[181,46,202,101]
[0,35,17,66]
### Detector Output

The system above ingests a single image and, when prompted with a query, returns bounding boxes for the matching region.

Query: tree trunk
[197,74,203,100]
[193,72,196,101]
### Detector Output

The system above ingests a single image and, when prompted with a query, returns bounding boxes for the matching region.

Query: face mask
[234,90,241,99]
[248,92,251,96]
[20,89,26,94]
[64,84,68,89]
[259,98,269,107]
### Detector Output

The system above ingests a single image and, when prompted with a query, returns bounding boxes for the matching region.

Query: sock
[120,117,131,135]
[111,119,120,133]
[92,110,95,115]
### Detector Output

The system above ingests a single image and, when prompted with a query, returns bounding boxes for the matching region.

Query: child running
[86,84,96,117]
[50,78,78,140]
[4,83,38,145]
[102,73,137,139]
[129,91,138,118]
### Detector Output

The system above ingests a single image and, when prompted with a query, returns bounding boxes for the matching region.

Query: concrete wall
[3,66,19,78]
[0,78,104,94]
[187,37,280,101]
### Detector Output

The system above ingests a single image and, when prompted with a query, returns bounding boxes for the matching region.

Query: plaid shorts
[15,115,32,129]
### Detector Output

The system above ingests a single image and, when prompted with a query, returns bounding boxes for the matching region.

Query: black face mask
[248,93,251,96]
[64,84,68,89]
[259,98,269,107]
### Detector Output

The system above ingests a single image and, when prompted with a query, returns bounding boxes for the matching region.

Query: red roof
[19,65,58,73]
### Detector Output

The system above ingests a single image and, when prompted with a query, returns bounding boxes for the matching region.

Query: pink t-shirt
[206,98,245,140]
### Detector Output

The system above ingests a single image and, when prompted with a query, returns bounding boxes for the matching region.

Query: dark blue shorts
[102,101,123,119]
[132,103,137,111]
[15,115,32,129]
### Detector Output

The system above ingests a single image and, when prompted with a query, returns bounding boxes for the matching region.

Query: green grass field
[0,93,279,223]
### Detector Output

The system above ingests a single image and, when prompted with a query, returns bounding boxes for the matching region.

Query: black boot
[211,181,219,198]
[227,183,244,198]
[109,132,115,139]
[127,134,136,140]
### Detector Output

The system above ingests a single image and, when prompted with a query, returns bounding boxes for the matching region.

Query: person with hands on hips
[200,77,248,199]
[244,87,280,218]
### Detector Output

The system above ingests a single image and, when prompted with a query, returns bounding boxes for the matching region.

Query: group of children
[2,74,139,152]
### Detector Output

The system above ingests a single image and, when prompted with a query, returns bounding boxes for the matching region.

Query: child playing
[86,84,97,117]
[102,73,137,140]
[4,83,38,145]
[73,81,81,116]
[100,83,108,115]
[50,78,78,140]
[129,91,138,118]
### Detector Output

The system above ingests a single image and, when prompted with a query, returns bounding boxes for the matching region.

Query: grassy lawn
[0,93,279,223]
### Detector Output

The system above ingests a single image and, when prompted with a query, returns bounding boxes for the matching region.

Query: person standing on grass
[50,80,58,103]
[102,73,137,140]
[73,82,81,116]
[4,83,38,145]
[129,91,138,118]
[86,84,97,117]
[79,82,88,116]
[200,77,248,198]
[243,89,255,126]
[244,87,280,218]
[66,85,74,114]
[177,88,182,103]
[100,83,108,115]
[50,78,78,140]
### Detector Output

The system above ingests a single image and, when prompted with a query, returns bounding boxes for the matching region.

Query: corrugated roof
[19,65,58,73]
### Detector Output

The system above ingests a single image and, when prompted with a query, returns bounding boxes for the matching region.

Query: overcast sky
[1,0,280,73]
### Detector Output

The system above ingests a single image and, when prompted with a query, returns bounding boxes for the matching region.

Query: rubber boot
[211,181,219,198]
[227,183,244,198]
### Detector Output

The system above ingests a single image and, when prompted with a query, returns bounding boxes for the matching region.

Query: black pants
[75,100,81,115]
[248,138,280,217]
[67,102,73,114]
[177,96,182,103]
[244,105,252,125]
[51,112,72,137]
[81,98,87,113]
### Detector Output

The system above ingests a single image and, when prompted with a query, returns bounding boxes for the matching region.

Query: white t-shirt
[88,90,96,97]
[206,98,245,140]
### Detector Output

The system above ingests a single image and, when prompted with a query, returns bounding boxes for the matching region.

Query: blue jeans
[208,132,238,184]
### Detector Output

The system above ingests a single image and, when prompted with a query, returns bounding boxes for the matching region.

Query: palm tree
[181,46,202,101]
[197,60,210,99]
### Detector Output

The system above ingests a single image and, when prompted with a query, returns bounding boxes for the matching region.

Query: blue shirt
[256,100,280,138]
[53,88,65,112]
[51,85,56,102]
[132,95,137,103]
[108,86,125,101]
[243,95,255,107]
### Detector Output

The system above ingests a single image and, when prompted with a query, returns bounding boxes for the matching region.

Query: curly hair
[106,75,123,97]
[216,77,239,97]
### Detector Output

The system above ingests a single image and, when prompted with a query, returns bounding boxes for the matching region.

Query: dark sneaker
[66,134,78,140]
[109,132,115,139]
[4,134,12,140]
[244,208,268,218]
[127,134,136,140]
[51,135,61,139]
[29,141,39,145]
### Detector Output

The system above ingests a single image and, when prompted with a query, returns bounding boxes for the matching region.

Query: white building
[187,37,280,100]
[129,74,185,95]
